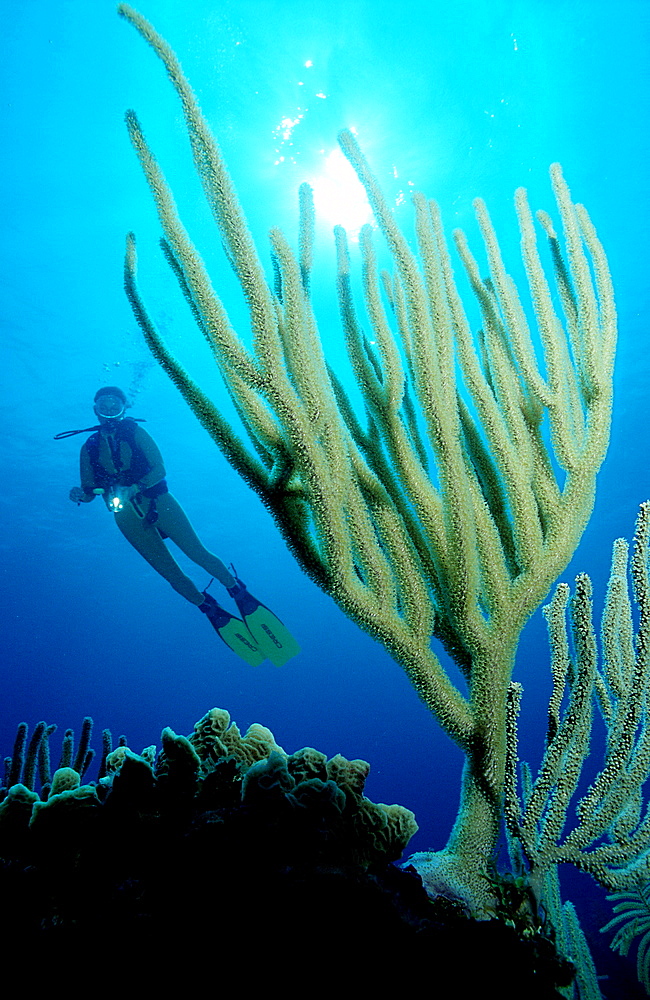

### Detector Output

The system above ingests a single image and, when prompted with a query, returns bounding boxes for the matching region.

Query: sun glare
[309,147,374,235]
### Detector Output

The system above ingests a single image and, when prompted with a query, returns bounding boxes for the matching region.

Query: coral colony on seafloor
[0,709,574,992]
[3,3,649,995]
[119,3,650,993]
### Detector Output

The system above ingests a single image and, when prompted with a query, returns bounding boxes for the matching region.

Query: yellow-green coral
[240,744,418,864]
[505,504,650,893]
[502,504,650,997]
[326,754,371,796]
[49,767,81,796]
[0,712,568,988]
[118,4,616,903]
[181,710,419,864]
[0,707,417,871]
[0,784,40,837]
[189,707,282,768]
[30,784,99,816]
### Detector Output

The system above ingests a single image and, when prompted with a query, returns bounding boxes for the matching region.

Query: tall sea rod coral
[117,5,617,908]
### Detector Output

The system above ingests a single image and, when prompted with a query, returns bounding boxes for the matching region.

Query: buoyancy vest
[85,418,152,491]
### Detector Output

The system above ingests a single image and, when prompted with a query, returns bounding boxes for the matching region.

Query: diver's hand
[69,487,86,503]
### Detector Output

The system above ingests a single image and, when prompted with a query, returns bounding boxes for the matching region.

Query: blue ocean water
[1,0,648,990]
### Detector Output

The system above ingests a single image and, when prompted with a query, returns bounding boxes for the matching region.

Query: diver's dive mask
[94,394,126,421]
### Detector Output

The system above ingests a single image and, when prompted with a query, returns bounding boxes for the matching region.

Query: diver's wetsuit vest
[85,418,151,491]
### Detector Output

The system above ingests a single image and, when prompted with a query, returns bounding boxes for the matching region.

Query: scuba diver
[60,386,299,666]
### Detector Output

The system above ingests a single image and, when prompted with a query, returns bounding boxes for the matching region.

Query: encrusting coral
[0,707,571,994]
[0,707,417,867]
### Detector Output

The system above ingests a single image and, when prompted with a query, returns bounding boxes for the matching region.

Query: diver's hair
[94,386,128,405]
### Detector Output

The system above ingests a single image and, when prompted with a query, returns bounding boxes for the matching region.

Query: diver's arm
[134,427,166,489]
[73,444,97,502]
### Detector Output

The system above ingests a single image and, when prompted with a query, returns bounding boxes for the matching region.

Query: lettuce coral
[0,707,570,996]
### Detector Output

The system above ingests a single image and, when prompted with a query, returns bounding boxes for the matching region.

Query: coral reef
[0,707,570,994]
[502,503,650,997]
[2,715,98,796]
[118,3,617,909]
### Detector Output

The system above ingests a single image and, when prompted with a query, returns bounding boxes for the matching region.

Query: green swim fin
[200,593,265,666]
[228,579,300,667]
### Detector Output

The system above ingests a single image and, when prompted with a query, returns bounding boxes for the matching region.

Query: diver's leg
[153,493,235,588]
[114,502,205,605]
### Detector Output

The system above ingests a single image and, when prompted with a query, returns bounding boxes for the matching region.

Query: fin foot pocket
[199,593,265,667]
[228,583,300,666]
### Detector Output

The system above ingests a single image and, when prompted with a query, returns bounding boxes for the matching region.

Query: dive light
[94,486,128,512]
